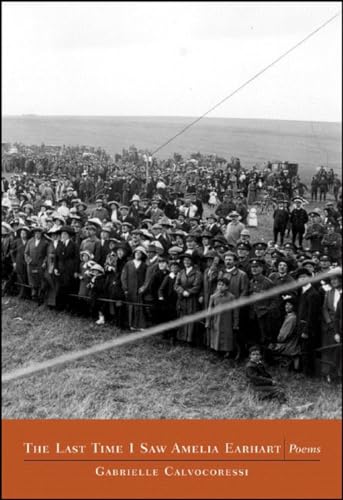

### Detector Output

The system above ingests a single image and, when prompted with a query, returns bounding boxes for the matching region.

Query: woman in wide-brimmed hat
[24,225,49,302]
[12,225,31,299]
[121,245,148,331]
[174,253,203,344]
[43,227,62,308]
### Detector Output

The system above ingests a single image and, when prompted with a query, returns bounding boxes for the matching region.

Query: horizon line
[2,114,341,125]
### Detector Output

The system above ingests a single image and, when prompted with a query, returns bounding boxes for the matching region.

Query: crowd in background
[2,142,342,386]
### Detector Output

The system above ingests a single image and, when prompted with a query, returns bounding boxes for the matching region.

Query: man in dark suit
[295,268,322,376]
[118,205,137,228]
[290,197,308,249]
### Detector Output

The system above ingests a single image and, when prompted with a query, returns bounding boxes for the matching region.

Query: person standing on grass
[290,197,308,249]
[158,260,180,344]
[295,267,322,377]
[304,209,325,253]
[54,225,78,310]
[205,277,239,358]
[175,254,203,345]
[12,225,31,299]
[24,225,48,303]
[321,221,342,265]
[121,246,148,331]
[310,176,319,202]
[319,176,328,202]
[42,227,63,308]
[224,211,245,248]
[247,259,274,354]
[321,271,342,383]
[272,200,289,245]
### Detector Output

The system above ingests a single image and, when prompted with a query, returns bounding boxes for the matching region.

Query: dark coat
[54,239,78,290]
[121,260,147,329]
[297,285,322,346]
[175,267,203,342]
[273,208,289,228]
[98,240,111,267]
[24,237,48,290]
[290,208,308,228]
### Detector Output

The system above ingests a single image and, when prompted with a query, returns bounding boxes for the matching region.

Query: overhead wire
[151,11,341,156]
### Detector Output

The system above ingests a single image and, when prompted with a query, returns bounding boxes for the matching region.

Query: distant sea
[2,116,341,181]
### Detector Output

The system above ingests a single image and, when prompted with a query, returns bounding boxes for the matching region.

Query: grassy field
[2,116,341,180]
[2,296,341,420]
[2,197,341,420]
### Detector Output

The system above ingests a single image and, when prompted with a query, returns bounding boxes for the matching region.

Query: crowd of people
[2,143,342,393]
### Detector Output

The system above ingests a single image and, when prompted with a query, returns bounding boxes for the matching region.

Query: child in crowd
[245,345,287,404]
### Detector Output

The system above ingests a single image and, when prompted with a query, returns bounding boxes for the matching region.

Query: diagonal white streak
[2,269,341,383]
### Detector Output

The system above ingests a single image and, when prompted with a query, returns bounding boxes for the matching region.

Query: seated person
[245,345,287,404]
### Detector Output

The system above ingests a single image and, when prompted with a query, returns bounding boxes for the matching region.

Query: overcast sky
[2,1,342,121]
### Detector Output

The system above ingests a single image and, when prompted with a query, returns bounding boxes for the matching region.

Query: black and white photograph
[2,1,342,420]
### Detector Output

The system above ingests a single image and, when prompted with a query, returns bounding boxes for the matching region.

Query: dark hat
[252,241,268,250]
[250,258,264,267]
[185,234,196,241]
[206,214,218,220]
[201,230,213,239]
[119,205,129,211]
[60,225,75,235]
[294,268,312,278]
[203,250,218,260]
[181,253,196,262]
[292,196,303,203]
[213,235,228,246]
[31,225,45,233]
[282,294,297,307]
[224,250,238,259]
[284,242,295,250]
[320,254,332,262]
[302,259,316,267]
[237,241,251,251]
[95,198,104,204]
[121,221,133,229]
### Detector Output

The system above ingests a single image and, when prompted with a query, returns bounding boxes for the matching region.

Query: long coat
[297,285,322,375]
[174,267,202,342]
[206,291,238,352]
[54,240,78,292]
[13,237,29,294]
[24,237,48,291]
[267,312,300,357]
[321,289,342,376]
[203,265,219,309]
[121,260,147,329]
[43,241,63,306]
